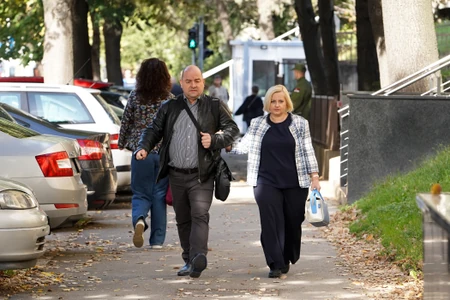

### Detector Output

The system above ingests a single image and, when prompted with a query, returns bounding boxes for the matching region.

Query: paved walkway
[7,153,370,300]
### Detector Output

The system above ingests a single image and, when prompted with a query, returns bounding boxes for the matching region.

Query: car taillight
[35,151,74,177]
[77,139,103,160]
[54,203,79,209]
[110,133,119,149]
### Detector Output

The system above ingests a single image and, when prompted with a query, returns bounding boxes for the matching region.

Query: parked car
[98,90,127,109]
[0,103,118,209]
[107,103,124,120]
[0,117,88,228]
[0,82,132,192]
[0,177,50,270]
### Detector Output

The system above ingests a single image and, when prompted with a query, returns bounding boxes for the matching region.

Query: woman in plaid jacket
[233,84,320,278]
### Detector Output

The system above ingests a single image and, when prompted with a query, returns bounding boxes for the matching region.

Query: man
[208,74,229,106]
[135,65,239,279]
[291,63,312,119]
[170,76,183,96]
[234,85,264,128]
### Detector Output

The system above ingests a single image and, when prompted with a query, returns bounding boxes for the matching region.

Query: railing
[372,54,450,96]
[338,104,349,189]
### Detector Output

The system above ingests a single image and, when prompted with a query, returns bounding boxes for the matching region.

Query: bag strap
[182,98,225,156]
[182,100,202,133]
[246,95,258,110]
[182,97,221,133]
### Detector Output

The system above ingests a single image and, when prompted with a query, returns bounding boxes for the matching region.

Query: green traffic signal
[188,27,198,49]
[189,39,197,49]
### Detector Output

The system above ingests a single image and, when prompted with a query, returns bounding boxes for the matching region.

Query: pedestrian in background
[170,76,183,97]
[135,65,239,278]
[118,58,171,249]
[235,85,264,128]
[233,84,320,278]
[291,63,312,119]
[208,74,229,106]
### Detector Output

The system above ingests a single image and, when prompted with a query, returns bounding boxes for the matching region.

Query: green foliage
[0,0,44,64]
[0,0,296,79]
[349,145,450,272]
[0,270,16,277]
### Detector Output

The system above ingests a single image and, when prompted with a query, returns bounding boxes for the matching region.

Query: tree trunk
[380,0,439,92]
[294,0,327,95]
[90,10,101,81]
[42,0,74,84]
[318,0,340,96]
[368,0,388,88]
[73,0,92,80]
[215,0,234,54]
[356,0,380,91]
[257,0,275,40]
[103,19,123,86]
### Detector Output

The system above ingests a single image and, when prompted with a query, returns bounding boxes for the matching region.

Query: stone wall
[347,94,450,203]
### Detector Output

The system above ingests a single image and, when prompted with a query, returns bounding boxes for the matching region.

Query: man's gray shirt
[168,98,199,169]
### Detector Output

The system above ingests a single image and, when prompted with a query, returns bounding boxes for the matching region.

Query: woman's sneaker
[133,219,145,248]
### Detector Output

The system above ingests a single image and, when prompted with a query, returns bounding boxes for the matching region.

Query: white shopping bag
[305,189,330,227]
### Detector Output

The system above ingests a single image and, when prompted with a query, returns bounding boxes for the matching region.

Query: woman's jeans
[131,153,169,246]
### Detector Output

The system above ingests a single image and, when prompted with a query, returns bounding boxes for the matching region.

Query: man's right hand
[135,149,148,160]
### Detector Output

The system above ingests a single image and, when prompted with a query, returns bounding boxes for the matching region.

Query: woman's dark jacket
[137,93,239,183]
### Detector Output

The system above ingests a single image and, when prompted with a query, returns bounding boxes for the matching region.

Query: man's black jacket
[137,94,239,183]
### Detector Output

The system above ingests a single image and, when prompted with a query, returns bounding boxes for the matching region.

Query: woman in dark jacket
[118,58,172,249]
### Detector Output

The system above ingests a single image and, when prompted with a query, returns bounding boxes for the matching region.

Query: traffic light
[188,26,198,49]
[203,24,214,59]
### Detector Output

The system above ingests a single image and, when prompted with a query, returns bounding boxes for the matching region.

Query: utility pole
[198,17,204,71]
[192,49,196,66]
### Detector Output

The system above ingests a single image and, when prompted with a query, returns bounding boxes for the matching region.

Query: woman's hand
[310,176,321,191]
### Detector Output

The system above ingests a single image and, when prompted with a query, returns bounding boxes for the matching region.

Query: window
[0,92,21,109]
[92,93,121,125]
[28,92,94,124]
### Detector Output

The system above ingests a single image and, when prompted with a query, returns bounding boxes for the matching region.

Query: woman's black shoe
[268,269,282,278]
[281,264,290,274]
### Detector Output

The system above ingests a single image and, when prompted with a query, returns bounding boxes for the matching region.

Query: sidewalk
[7,154,370,300]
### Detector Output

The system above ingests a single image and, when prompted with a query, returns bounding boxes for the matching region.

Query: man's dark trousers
[169,169,214,263]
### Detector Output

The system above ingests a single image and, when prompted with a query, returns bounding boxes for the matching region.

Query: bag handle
[309,189,323,214]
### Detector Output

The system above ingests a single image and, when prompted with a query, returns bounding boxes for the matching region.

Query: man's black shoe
[281,264,290,274]
[177,263,191,276]
[189,253,207,278]
[268,269,282,278]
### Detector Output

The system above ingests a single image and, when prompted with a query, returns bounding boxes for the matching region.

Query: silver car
[0,177,50,270]
[0,118,88,228]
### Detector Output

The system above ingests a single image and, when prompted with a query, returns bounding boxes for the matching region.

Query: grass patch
[349,146,450,273]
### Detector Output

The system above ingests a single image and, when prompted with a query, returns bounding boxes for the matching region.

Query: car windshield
[27,92,94,124]
[0,118,39,138]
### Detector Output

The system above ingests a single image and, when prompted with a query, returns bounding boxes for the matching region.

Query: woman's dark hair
[135,58,171,104]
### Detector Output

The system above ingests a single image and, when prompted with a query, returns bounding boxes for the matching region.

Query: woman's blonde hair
[263,84,293,112]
